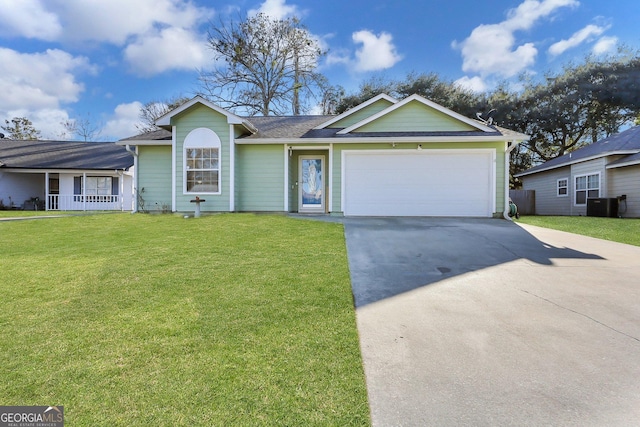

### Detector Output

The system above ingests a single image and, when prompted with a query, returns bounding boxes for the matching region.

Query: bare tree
[199,13,326,116]
[61,114,103,141]
[136,96,190,134]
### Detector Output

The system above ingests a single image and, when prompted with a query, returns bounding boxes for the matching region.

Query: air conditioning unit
[586,198,618,218]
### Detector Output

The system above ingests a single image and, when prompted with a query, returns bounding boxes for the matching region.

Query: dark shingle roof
[0,139,134,170]
[516,126,640,177]
[607,151,640,167]
[122,115,527,141]
[120,129,172,141]
[240,115,332,139]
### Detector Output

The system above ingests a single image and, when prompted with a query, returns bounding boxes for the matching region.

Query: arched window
[184,128,221,194]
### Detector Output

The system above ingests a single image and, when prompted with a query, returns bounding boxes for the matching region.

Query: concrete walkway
[344,218,640,426]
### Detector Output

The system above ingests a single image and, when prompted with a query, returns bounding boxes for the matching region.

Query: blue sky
[0,0,638,140]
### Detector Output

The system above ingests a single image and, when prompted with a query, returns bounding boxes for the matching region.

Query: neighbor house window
[575,173,599,205]
[184,128,221,194]
[74,176,119,201]
[557,178,568,197]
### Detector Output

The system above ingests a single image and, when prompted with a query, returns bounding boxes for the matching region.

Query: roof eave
[337,94,497,135]
[313,93,399,130]
[154,95,248,128]
[1,167,133,173]
[116,140,172,146]
[236,135,527,145]
[516,150,640,177]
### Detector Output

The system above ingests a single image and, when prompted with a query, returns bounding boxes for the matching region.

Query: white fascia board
[313,93,399,129]
[116,140,172,146]
[337,94,496,135]
[2,168,129,174]
[606,159,640,169]
[515,162,576,178]
[516,150,640,177]
[155,95,248,128]
[236,135,522,145]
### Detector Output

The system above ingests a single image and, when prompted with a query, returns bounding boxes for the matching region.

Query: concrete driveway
[343,217,640,426]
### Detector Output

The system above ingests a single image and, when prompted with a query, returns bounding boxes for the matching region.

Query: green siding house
[119,94,529,218]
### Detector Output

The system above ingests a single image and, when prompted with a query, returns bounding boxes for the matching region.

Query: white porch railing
[47,194,123,211]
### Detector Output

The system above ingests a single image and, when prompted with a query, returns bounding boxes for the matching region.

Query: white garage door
[342,150,495,217]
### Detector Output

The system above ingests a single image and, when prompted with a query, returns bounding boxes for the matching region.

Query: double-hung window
[74,176,119,202]
[575,173,599,205]
[184,128,221,194]
[557,178,568,197]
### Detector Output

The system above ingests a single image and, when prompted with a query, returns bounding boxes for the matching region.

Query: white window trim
[557,178,568,197]
[574,172,600,206]
[183,128,222,195]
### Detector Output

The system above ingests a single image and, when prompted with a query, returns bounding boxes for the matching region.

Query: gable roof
[155,96,257,133]
[516,126,640,177]
[313,94,398,129]
[122,94,529,144]
[0,139,134,170]
[337,94,496,135]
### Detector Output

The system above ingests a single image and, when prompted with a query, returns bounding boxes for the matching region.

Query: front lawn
[517,215,640,247]
[0,214,370,426]
[0,210,65,217]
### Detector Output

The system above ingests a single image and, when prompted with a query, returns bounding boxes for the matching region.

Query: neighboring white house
[0,139,134,211]
[516,126,640,217]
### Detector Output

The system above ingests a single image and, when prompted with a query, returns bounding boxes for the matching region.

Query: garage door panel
[343,150,494,217]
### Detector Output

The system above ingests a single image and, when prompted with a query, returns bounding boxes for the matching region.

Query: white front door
[299,155,325,213]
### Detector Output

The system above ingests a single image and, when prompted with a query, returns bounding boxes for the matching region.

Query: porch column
[284,144,289,211]
[229,124,235,212]
[120,172,124,211]
[45,172,49,211]
[83,173,87,211]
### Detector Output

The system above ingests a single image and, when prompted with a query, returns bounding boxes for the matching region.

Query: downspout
[125,144,138,212]
[503,139,519,221]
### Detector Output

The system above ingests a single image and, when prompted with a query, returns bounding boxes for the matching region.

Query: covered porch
[0,170,133,212]
[46,172,132,211]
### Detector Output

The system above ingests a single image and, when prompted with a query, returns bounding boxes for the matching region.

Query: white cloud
[0,48,92,111]
[503,0,579,31]
[351,30,403,72]
[592,36,618,55]
[0,0,214,77]
[249,0,299,19]
[326,49,351,67]
[124,27,209,76]
[548,24,609,56]
[0,47,95,139]
[453,0,579,78]
[102,102,143,140]
[49,0,213,45]
[2,108,72,140]
[0,0,62,40]
[454,76,488,93]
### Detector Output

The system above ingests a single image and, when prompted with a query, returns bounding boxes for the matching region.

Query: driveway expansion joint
[518,288,640,343]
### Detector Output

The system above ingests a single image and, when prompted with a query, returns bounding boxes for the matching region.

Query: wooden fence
[509,190,535,215]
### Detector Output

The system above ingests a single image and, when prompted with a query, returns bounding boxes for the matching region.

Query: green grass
[0,210,114,218]
[0,213,370,426]
[517,215,640,247]
[0,210,65,217]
